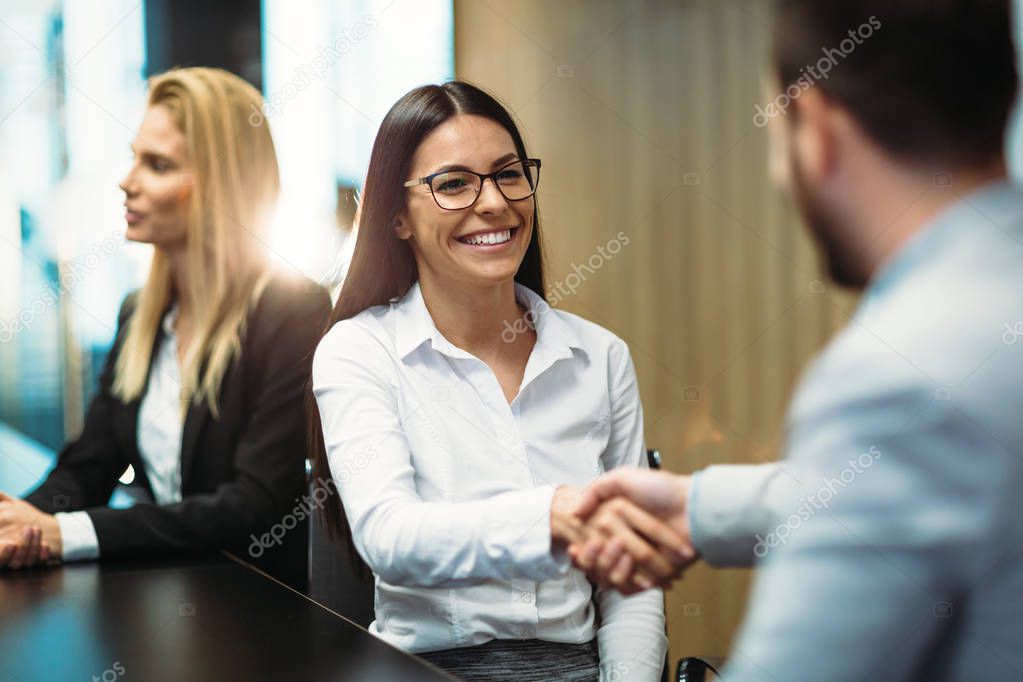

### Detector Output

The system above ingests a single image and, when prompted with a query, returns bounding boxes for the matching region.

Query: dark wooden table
[0,554,453,682]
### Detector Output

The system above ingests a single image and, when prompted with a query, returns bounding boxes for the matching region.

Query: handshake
[550,468,698,595]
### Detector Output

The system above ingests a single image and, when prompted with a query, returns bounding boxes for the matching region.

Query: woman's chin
[123,226,149,244]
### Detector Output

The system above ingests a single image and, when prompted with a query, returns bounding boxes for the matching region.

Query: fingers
[596,537,625,578]
[8,527,36,570]
[591,506,678,582]
[614,500,695,564]
[569,536,605,573]
[573,471,625,520]
[0,542,14,567]
[24,527,43,568]
[0,491,11,502]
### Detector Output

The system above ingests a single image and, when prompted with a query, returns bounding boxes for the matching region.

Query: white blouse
[56,306,184,560]
[312,282,667,681]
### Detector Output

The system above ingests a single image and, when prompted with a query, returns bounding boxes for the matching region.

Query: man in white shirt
[572,1,1023,680]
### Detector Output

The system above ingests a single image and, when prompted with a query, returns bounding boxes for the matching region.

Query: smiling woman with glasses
[308,80,670,681]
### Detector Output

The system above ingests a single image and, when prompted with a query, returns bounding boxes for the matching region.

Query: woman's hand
[567,470,699,595]
[552,486,685,593]
[0,492,61,569]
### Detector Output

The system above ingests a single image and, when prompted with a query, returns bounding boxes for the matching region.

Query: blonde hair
[113,67,279,419]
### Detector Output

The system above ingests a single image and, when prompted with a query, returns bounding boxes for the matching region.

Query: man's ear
[394,213,412,241]
[790,88,838,185]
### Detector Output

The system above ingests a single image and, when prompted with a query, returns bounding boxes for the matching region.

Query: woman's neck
[164,246,193,321]
[418,272,527,360]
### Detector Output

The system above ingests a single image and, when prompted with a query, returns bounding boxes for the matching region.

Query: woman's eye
[436,177,469,193]
[497,170,523,182]
[151,160,170,172]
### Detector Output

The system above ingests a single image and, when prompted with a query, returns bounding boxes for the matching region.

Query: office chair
[645,450,723,682]
[306,461,376,627]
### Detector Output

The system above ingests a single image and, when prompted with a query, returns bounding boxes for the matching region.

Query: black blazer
[26,272,331,588]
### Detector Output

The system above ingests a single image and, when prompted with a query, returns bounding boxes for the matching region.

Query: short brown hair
[773,0,1018,168]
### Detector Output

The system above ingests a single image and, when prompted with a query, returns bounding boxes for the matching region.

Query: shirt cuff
[491,484,571,580]
[690,464,792,566]
[596,588,668,681]
[55,511,100,562]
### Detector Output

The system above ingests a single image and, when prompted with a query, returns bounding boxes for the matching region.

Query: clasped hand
[0,491,61,570]
[551,469,697,595]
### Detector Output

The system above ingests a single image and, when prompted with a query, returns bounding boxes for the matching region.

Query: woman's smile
[454,226,520,251]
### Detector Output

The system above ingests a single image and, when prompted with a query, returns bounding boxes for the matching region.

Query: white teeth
[462,229,512,246]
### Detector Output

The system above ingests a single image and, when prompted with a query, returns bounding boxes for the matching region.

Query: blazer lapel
[179,397,210,490]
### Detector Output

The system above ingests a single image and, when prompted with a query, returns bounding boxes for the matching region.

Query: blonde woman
[0,68,329,586]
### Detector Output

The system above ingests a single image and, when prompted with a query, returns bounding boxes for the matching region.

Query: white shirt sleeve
[595,339,668,681]
[55,511,100,562]
[312,321,568,588]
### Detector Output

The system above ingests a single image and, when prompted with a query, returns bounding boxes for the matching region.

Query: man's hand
[569,469,698,594]
[0,491,61,569]
[552,485,689,593]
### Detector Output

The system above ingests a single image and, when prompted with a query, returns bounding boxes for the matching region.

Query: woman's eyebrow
[431,153,520,175]
[131,147,175,164]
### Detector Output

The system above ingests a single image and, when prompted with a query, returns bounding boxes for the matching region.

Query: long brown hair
[308,81,548,565]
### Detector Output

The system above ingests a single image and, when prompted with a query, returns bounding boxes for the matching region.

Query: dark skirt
[418,638,600,681]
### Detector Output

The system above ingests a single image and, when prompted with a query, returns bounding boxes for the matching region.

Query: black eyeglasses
[404,158,541,210]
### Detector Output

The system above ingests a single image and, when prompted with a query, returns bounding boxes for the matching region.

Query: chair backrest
[647,449,662,470]
[306,463,376,627]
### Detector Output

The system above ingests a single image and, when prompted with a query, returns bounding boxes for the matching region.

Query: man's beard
[789,149,871,290]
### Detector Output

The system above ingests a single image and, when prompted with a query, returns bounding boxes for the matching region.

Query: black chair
[306,461,376,626]
[645,450,723,682]
[676,656,722,681]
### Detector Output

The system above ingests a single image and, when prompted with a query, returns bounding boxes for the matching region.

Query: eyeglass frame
[403,158,542,210]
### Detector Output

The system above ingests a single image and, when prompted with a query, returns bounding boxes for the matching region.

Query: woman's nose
[119,169,136,196]
[474,177,508,214]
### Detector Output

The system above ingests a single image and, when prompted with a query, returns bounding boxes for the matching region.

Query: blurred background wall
[453,0,857,661]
